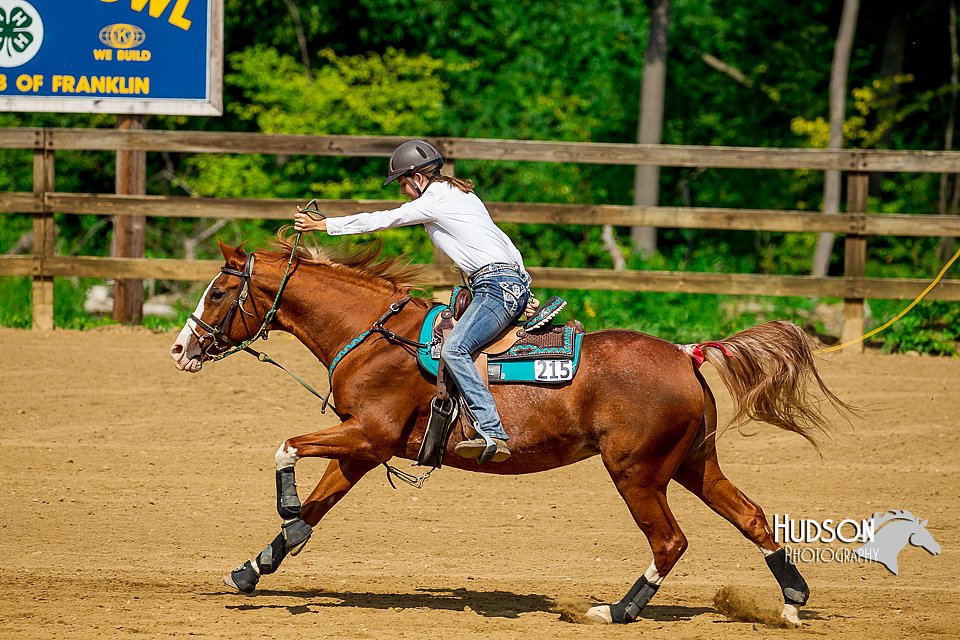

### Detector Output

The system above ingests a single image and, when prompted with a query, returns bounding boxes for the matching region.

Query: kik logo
[0,0,43,67]
[99,24,147,49]
[854,510,941,575]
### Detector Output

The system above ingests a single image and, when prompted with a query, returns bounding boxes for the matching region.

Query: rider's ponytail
[426,171,475,194]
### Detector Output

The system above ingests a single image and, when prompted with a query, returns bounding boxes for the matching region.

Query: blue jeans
[440,264,530,441]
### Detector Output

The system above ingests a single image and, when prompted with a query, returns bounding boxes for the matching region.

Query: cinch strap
[321,296,429,413]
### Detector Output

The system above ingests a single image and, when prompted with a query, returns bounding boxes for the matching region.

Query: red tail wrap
[690,341,734,369]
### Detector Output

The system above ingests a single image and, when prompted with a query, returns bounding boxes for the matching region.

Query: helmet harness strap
[405,170,437,198]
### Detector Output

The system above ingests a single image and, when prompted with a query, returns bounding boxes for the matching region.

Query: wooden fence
[2,127,960,351]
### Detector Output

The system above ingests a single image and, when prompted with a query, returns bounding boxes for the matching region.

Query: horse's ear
[217,238,247,264]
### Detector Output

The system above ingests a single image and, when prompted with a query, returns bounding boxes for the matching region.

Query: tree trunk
[629,0,670,259]
[939,1,959,261]
[283,0,313,80]
[812,0,860,277]
[869,7,906,195]
[601,225,626,270]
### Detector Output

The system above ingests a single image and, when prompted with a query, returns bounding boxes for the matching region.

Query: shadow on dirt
[642,604,718,622]
[221,587,721,623]
[222,586,555,619]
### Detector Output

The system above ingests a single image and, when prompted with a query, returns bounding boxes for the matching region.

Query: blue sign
[0,0,222,115]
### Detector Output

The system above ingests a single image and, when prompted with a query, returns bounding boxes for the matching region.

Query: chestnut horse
[170,236,851,626]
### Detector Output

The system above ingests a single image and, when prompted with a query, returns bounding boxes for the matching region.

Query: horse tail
[687,320,854,449]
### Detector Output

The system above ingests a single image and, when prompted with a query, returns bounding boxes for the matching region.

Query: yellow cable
[819,245,960,353]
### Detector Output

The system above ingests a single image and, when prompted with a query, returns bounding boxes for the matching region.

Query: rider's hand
[525,297,540,317]
[294,206,326,233]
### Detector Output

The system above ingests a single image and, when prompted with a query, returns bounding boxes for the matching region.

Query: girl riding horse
[294,140,535,465]
[169,234,853,627]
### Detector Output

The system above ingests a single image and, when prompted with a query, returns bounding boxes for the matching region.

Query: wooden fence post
[841,170,868,354]
[32,130,55,331]
[112,114,147,324]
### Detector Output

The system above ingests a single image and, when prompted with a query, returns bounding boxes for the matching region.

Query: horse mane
[267,227,431,306]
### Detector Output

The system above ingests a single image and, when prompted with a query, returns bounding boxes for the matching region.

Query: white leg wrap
[642,560,664,586]
[275,443,298,470]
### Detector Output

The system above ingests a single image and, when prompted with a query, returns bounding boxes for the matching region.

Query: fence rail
[4,192,960,236]
[2,127,958,171]
[2,127,959,348]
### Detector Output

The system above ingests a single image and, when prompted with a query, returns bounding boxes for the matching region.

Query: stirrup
[478,438,510,464]
[524,296,566,330]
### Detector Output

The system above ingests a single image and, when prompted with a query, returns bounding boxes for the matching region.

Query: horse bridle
[188,252,263,360]
[184,203,431,428]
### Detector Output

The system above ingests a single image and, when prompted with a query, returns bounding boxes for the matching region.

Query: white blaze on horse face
[171,277,217,372]
[275,443,299,470]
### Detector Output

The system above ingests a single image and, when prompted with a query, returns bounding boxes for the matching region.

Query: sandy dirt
[1,326,957,639]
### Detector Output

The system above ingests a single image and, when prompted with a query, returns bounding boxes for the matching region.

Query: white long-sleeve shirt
[325,181,526,276]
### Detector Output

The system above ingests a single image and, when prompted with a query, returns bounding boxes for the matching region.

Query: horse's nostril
[171,344,183,357]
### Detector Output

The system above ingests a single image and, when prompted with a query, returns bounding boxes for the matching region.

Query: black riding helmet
[383,140,444,186]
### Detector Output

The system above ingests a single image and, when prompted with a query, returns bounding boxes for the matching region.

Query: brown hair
[425,170,475,194]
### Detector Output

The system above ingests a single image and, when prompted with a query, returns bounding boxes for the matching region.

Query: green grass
[0,277,31,328]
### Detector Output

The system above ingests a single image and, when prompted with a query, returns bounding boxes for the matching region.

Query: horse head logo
[854,510,941,575]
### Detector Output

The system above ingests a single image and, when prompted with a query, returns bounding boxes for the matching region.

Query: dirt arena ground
[1,326,957,639]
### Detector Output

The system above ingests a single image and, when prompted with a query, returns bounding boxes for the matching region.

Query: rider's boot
[454,418,510,463]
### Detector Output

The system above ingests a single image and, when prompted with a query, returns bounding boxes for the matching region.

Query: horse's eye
[210,289,225,302]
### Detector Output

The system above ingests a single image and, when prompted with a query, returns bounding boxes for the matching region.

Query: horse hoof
[780,603,802,627]
[585,605,613,624]
[224,561,259,594]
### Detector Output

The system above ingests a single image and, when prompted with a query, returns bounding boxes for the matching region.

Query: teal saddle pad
[416,304,584,384]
